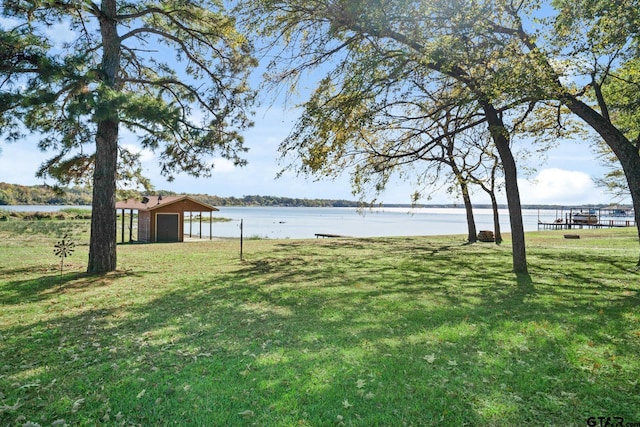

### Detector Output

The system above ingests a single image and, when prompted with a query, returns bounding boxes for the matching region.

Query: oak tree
[242,0,533,271]
[474,0,640,266]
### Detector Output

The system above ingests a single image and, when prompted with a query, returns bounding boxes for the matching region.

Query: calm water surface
[3,205,563,239]
[188,206,560,239]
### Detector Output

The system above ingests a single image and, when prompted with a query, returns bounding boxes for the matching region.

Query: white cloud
[212,157,236,173]
[518,168,611,205]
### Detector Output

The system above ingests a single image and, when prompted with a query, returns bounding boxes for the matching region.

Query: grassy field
[0,220,639,426]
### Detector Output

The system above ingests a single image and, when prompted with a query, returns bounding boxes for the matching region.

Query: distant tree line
[0,182,93,205]
[0,182,360,208]
[188,193,360,207]
[2,182,630,210]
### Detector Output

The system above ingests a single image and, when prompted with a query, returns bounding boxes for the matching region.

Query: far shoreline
[1,202,634,210]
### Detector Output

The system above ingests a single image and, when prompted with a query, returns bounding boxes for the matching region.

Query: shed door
[156,213,179,242]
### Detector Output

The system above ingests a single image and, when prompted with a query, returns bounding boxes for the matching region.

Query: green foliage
[0,182,92,205]
[0,217,90,239]
[0,182,363,207]
[2,0,256,188]
[0,209,92,222]
[552,0,639,54]
[0,24,54,139]
[241,0,570,205]
[553,1,640,201]
[193,194,360,207]
[242,0,640,271]
[593,141,631,201]
[593,90,637,200]
[3,0,258,272]
[600,59,640,143]
[0,223,638,425]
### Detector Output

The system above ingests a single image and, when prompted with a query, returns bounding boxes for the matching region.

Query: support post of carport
[129,209,134,242]
[199,211,203,239]
[121,208,125,243]
[210,211,213,240]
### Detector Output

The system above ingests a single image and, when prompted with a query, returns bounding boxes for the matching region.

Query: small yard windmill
[53,234,75,277]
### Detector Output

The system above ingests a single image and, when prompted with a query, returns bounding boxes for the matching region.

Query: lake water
[188,206,561,239]
[1,205,566,239]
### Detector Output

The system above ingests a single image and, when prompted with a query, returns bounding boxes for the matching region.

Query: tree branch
[118,27,227,89]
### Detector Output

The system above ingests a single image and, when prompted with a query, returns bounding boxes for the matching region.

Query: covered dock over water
[537,206,635,231]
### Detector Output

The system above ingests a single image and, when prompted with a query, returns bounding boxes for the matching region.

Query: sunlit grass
[0,221,639,425]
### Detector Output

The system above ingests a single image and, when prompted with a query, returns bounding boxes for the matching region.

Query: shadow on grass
[0,269,145,305]
[516,272,534,296]
[1,237,639,425]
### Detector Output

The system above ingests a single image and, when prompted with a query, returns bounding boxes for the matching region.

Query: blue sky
[0,9,627,206]
[0,104,619,206]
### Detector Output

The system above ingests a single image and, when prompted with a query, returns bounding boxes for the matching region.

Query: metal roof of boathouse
[115,195,219,212]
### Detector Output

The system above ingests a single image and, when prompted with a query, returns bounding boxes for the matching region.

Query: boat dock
[538,219,635,230]
[537,206,635,231]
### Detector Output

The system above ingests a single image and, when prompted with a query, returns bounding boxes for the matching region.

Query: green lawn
[1,220,639,426]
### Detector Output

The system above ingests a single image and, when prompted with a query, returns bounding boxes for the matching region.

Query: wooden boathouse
[537,206,635,231]
[115,195,219,243]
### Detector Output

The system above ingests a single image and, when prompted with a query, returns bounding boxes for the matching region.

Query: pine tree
[2,0,256,273]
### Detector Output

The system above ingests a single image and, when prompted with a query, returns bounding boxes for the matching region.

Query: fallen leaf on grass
[71,398,85,413]
[423,354,436,364]
[342,399,352,409]
[238,410,255,418]
[136,389,146,399]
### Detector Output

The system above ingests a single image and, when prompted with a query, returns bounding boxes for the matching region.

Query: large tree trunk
[563,95,640,267]
[87,0,120,274]
[88,122,118,273]
[482,101,527,273]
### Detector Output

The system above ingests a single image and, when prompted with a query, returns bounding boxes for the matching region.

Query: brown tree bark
[482,101,527,273]
[460,180,478,243]
[444,135,477,242]
[88,121,118,273]
[489,191,503,245]
[87,0,120,274]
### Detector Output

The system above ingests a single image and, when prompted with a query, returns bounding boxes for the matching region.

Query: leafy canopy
[2,0,256,189]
